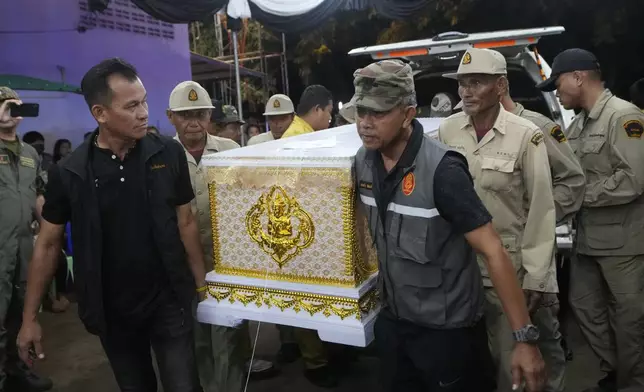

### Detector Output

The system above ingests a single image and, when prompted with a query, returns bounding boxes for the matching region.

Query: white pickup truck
[349,26,575,251]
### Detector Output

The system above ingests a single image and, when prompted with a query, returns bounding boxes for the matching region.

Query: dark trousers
[100,298,201,392]
[556,254,571,330]
[0,270,26,390]
[375,312,496,392]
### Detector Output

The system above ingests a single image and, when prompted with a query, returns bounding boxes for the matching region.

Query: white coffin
[196,118,572,346]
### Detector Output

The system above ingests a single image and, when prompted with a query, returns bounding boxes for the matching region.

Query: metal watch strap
[512,324,540,343]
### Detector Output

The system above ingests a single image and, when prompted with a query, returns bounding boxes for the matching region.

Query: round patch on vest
[402,172,415,196]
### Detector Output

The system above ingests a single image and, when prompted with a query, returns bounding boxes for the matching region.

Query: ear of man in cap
[352,59,416,112]
[536,48,601,92]
[169,81,215,111]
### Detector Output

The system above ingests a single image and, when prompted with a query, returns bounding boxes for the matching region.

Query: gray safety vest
[355,135,484,328]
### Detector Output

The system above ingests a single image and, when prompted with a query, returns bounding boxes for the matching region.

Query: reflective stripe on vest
[359,194,440,219]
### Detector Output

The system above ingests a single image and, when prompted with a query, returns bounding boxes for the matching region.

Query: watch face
[526,326,540,341]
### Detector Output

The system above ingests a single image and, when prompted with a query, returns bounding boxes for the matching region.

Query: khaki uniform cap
[443,48,507,79]
[263,94,294,116]
[169,81,215,111]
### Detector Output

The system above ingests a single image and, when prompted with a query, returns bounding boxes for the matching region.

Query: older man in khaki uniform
[0,87,53,391]
[439,48,557,392]
[167,81,275,392]
[538,48,644,392]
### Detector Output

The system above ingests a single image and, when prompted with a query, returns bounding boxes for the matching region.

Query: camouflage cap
[218,105,245,124]
[338,96,356,123]
[0,86,19,102]
[352,60,415,112]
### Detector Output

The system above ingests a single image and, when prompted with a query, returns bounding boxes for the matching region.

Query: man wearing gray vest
[353,60,545,392]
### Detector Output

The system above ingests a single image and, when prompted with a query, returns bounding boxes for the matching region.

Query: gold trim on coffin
[207,282,380,320]
[209,167,378,288]
[246,186,315,269]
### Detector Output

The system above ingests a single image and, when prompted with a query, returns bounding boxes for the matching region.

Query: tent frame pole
[282,32,289,96]
[232,31,245,146]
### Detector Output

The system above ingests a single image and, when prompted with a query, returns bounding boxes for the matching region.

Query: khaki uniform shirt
[511,103,586,223]
[175,134,239,272]
[0,138,42,283]
[566,89,644,256]
[247,131,275,146]
[438,105,557,292]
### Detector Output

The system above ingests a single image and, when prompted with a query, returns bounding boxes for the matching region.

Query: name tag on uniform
[19,156,36,168]
[359,181,373,190]
[0,154,8,165]
[151,164,166,170]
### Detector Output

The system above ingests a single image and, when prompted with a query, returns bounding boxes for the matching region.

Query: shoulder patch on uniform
[550,125,567,143]
[0,154,8,164]
[19,156,36,168]
[623,120,644,139]
[530,132,544,146]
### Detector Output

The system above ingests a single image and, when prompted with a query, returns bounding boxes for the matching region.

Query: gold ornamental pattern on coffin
[246,185,314,269]
[207,282,380,321]
[208,166,378,287]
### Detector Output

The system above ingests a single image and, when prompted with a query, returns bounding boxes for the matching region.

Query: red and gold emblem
[402,172,415,196]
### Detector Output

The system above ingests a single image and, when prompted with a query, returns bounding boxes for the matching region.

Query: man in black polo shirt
[16,58,207,392]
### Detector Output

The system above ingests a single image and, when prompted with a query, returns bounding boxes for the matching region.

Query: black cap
[210,99,224,122]
[536,48,600,92]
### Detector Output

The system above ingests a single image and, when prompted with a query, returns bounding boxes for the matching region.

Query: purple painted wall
[0,0,191,150]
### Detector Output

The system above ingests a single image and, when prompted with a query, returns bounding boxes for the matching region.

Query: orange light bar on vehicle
[375,48,429,58]
[473,37,536,49]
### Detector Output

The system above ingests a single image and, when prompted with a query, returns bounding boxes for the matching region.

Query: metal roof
[0,75,81,94]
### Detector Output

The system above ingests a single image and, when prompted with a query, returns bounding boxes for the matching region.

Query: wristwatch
[512,324,540,343]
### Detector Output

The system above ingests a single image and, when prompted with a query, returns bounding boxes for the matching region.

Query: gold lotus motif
[246,186,315,268]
